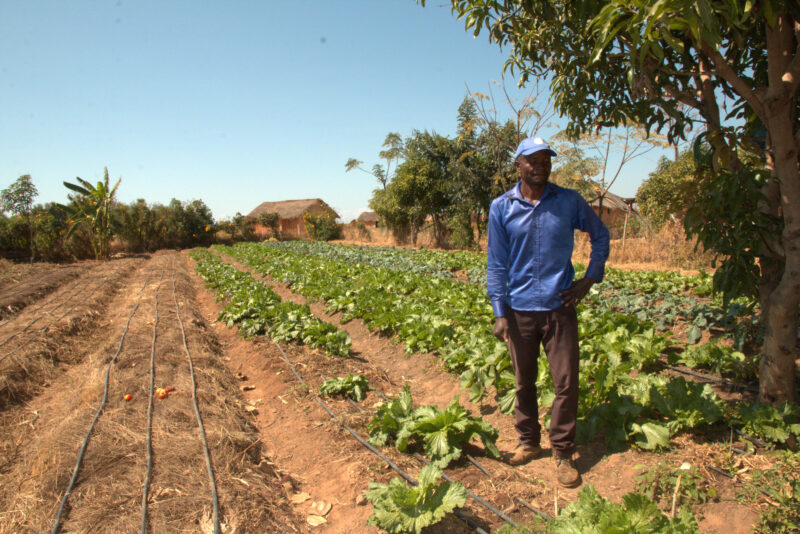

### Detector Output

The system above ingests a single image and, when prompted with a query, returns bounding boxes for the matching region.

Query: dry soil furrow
[0,252,306,534]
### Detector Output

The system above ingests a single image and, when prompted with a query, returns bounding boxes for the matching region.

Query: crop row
[190,249,351,357]
[218,242,800,451]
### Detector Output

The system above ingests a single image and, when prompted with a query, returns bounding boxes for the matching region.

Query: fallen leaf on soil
[306,515,327,526]
[242,385,256,391]
[290,492,311,504]
[309,500,332,516]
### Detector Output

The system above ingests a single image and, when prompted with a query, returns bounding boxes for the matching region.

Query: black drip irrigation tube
[0,274,94,350]
[0,273,87,332]
[0,271,116,365]
[51,267,156,534]
[705,464,779,500]
[272,342,503,533]
[664,364,759,393]
[172,274,221,534]
[141,270,166,534]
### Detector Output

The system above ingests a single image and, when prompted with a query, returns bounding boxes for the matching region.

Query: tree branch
[699,42,767,123]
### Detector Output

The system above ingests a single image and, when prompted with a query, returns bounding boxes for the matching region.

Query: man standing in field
[487,137,609,488]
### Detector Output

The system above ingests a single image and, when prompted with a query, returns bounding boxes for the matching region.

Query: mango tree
[421,0,799,403]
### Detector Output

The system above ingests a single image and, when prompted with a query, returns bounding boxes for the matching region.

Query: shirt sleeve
[574,194,610,282]
[486,198,510,317]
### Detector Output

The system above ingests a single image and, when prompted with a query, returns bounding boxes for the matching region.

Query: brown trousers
[506,306,579,458]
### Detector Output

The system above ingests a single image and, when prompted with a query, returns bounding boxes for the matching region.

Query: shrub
[303,211,341,241]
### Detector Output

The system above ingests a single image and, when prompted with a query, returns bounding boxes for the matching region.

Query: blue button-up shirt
[487,181,610,316]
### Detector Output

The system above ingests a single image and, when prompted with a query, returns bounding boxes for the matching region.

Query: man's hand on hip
[493,317,509,342]
[559,277,597,307]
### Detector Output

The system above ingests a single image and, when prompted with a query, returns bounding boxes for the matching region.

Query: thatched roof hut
[356,211,378,227]
[248,198,339,238]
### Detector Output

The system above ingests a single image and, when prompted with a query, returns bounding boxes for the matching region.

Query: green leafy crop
[549,485,699,533]
[367,386,415,447]
[367,389,499,468]
[396,397,500,468]
[365,464,467,534]
[319,374,370,402]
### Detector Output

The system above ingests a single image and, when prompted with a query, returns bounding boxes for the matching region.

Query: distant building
[356,211,378,228]
[248,198,339,238]
[589,191,636,229]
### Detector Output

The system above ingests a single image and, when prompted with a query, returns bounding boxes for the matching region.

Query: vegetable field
[0,243,797,533]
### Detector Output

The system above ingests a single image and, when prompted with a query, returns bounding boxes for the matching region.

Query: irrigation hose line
[0,271,116,365]
[0,274,94,349]
[705,464,778,500]
[141,268,166,534]
[319,372,549,523]
[269,343,510,534]
[0,273,87,332]
[664,364,759,393]
[52,268,155,534]
[280,352,488,534]
[171,274,221,534]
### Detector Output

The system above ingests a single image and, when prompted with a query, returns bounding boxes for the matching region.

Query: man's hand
[493,317,509,342]
[559,277,597,307]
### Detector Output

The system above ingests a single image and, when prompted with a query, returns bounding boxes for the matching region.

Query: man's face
[515,151,552,188]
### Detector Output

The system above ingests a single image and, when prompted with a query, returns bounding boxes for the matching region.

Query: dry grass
[0,254,306,534]
[338,220,715,273]
[573,221,715,273]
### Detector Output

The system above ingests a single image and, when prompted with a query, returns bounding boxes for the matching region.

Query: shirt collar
[506,181,558,203]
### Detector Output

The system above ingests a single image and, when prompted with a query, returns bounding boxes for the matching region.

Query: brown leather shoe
[506,444,542,466]
[555,455,581,488]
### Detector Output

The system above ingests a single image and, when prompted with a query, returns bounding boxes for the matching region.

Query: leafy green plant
[364,464,467,534]
[303,211,342,241]
[367,386,415,446]
[678,340,750,380]
[549,485,699,533]
[647,378,725,434]
[396,397,500,468]
[635,462,717,510]
[319,374,370,402]
[367,389,500,468]
[732,402,800,447]
[62,167,121,260]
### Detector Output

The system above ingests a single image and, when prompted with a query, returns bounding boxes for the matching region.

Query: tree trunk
[758,98,800,403]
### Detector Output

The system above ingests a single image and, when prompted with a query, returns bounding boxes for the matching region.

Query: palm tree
[62,167,121,260]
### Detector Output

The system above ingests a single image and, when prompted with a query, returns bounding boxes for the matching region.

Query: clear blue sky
[1,1,673,223]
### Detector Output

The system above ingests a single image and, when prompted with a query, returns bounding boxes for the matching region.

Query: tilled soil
[0,249,766,533]
[0,251,305,533]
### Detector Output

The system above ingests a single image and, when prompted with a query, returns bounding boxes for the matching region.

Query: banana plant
[62,167,121,259]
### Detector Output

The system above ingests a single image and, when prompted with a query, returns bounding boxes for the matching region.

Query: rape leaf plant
[319,374,370,402]
[732,402,800,447]
[364,464,467,534]
[549,485,699,534]
[396,397,500,468]
[367,386,415,447]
